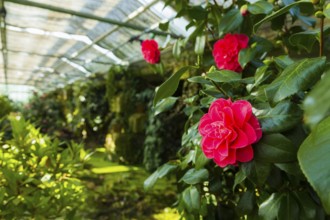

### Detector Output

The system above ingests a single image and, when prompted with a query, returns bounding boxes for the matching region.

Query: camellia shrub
[145,0,330,219]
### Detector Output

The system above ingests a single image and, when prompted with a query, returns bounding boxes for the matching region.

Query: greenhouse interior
[0,0,330,219]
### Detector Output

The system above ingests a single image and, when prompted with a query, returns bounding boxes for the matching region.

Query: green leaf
[253,0,311,33]
[233,169,246,191]
[304,67,330,128]
[254,65,269,87]
[236,190,255,215]
[289,31,318,52]
[144,163,177,190]
[154,97,178,116]
[278,193,300,220]
[173,39,183,59]
[298,116,330,214]
[248,1,273,15]
[255,101,302,133]
[259,193,283,220]
[238,47,257,69]
[187,6,207,21]
[294,191,317,219]
[207,70,241,82]
[219,9,243,35]
[274,162,303,177]
[274,55,294,69]
[254,134,297,163]
[180,168,209,185]
[153,66,190,106]
[195,149,210,170]
[159,21,169,31]
[186,21,205,44]
[188,76,211,85]
[194,34,206,55]
[265,57,326,103]
[182,186,201,213]
[242,160,271,186]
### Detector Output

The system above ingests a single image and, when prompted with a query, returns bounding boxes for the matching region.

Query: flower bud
[240,4,248,16]
[315,10,325,18]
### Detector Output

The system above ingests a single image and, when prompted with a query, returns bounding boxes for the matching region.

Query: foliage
[0,114,89,219]
[143,89,187,172]
[146,0,330,219]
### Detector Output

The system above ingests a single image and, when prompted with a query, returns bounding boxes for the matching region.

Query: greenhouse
[0,0,330,219]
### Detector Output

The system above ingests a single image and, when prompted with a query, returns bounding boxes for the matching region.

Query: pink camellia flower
[212,33,249,72]
[141,39,160,64]
[198,98,262,168]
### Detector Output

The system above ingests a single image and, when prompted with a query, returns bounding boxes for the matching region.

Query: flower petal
[214,148,236,167]
[236,145,253,163]
[231,100,252,128]
[242,122,257,144]
[231,128,249,148]
[248,115,262,142]
[201,136,221,151]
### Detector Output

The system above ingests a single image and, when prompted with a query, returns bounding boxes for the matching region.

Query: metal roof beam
[0,0,8,93]
[5,0,178,38]
[8,49,115,65]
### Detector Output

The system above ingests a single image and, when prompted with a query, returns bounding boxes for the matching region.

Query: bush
[146,0,330,219]
[0,114,89,219]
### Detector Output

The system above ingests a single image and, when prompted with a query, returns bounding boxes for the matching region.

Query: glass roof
[0,0,192,101]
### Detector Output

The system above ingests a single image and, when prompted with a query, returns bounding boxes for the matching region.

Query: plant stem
[210,80,230,98]
[320,17,324,57]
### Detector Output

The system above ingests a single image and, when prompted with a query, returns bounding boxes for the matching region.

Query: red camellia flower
[141,39,160,64]
[212,33,249,72]
[198,98,262,168]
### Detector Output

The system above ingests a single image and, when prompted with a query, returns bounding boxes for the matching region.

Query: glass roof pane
[1,0,190,99]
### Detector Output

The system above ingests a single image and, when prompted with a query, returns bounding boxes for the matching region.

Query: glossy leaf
[283,0,315,26]
[159,21,169,31]
[187,76,211,85]
[154,97,178,116]
[242,160,271,186]
[304,67,330,128]
[255,101,302,133]
[238,47,257,69]
[173,39,183,59]
[274,162,303,177]
[233,169,246,191]
[144,163,177,190]
[207,70,241,82]
[265,57,326,103]
[298,116,330,214]
[195,149,210,170]
[182,186,201,213]
[195,34,206,55]
[259,193,283,219]
[180,168,209,184]
[253,0,311,33]
[218,9,243,35]
[248,1,273,15]
[274,55,294,69]
[254,134,297,163]
[289,31,318,52]
[294,191,317,219]
[187,6,207,21]
[153,66,190,106]
[278,193,300,220]
[254,65,269,88]
[237,190,255,215]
